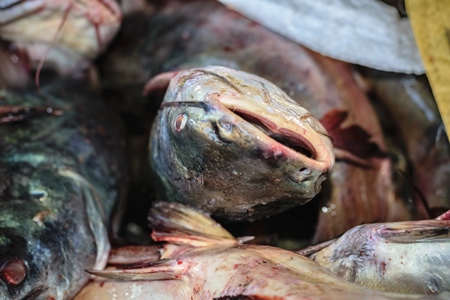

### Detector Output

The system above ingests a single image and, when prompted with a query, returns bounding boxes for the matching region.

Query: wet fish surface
[75,202,450,300]
[363,70,450,218]
[147,66,334,220]
[0,0,122,75]
[309,213,450,294]
[0,76,127,299]
[100,0,412,237]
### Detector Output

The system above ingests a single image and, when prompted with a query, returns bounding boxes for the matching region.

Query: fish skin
[148,66,334,220]
[0,0,122,75]
[363,70,450,218]
[75,202,450,300]
[310,217,450,294]
[0,77,127,299]
[99,0,410,235]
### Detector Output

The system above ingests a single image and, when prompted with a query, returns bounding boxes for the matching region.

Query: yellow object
[406,0,450,138]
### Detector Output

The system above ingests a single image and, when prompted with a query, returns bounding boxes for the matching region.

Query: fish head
[150,66,334,220]
[0,167,98,300]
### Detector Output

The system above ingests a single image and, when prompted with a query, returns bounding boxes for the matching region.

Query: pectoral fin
[149,201,239,247]
[378,220,450,243]
[86,259,180,281]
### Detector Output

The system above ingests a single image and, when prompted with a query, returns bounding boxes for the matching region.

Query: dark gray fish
[0,77,127,299]
[147,66,334,220]
[100,0,411,234]
[363,70,450,218]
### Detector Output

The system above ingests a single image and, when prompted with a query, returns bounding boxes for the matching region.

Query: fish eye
[173,113,188,132]
[0,259,27,286]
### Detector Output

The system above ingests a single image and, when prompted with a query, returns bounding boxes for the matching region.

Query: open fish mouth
[207,91,334,173]
[158,66,335,174]
[228,107,316,159]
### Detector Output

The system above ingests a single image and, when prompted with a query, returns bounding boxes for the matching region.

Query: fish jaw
[311,219,450,294]
[150,66,334,220]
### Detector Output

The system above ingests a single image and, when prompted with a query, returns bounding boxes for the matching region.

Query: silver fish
[309,213,450,294]
[147,66,334,220]
[76,202,450,300]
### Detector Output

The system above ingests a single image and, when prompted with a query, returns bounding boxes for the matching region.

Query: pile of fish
[74,202,450,299]
[0,0,449,299]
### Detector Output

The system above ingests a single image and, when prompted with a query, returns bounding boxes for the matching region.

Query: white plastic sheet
[218,0,424,74]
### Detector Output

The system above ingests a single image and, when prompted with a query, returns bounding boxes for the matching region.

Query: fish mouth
[208,92,334,172]
[160,95,333,172]
[230,108,315,159]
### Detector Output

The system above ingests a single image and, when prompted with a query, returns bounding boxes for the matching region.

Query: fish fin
[0,106,62,125]
[149,201,240,247]
[436,210,450,220]
[378,220,450,243]
[142,71,180,96]
[236,236,255,243]
[320,109,386,165]
[295,238,337,256]
[86,259,181,281]
[108,245,162,265]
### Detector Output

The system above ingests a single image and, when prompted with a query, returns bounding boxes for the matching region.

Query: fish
[146,66,334,220]
[363,70,450,218]
[0,0,121,77]
[99,0,411,237]
[308,211,450,294]
[0,74,127,299]
[75,201,450,300]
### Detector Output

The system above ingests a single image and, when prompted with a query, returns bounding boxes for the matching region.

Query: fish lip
[207,94,334,173]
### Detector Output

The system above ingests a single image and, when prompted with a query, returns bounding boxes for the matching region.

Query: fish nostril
[299,167,311,175]
[0,259,27,286]
[219,119,233,132]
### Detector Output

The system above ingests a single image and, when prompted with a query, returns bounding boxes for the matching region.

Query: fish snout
[283,162,330,199]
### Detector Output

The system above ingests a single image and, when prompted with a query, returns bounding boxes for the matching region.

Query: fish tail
[148,201,239,247]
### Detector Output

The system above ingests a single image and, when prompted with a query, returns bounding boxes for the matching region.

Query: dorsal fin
[320,109,387,168]
[378,220,450,243]
[149,201,239,247]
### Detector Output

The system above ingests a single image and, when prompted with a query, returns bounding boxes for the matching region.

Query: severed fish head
[148,66,334,220]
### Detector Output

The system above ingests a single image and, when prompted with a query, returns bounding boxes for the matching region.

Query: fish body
[364,71,450,217]
[310,217,450,294]
[0,77,127,299]
[148,66,334,220]
[75,202,450,300]
[100,0,409,234]
[0,0,121,74]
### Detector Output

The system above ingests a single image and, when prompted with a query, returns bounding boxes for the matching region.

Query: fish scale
[0,77,127,300]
